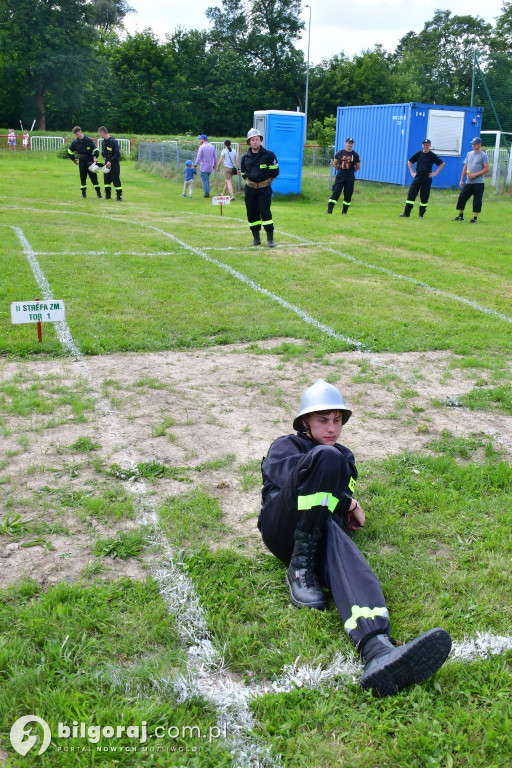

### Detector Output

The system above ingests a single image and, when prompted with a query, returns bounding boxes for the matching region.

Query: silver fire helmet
[293,379,352,431]
[88,163,99,172]
[247,127,263,140]
[100,166,110,174]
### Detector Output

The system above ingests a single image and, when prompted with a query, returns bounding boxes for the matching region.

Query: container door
[427,110,464,156]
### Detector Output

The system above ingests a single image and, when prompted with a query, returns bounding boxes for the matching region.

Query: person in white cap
[453,137,489,223]
[259,379,452,697]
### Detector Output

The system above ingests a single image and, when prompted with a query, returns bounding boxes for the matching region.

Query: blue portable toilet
[335,103,484,188]
[253,110,305,194]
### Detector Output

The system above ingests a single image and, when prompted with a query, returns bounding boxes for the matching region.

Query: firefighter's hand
[345,501,365,530]
[73,159,78,165]
[106,161,111,168]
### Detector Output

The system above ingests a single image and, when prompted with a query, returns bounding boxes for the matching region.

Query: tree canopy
[0,1,510,136]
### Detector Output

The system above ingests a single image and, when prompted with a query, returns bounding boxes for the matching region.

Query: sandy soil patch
[1,341,510,588]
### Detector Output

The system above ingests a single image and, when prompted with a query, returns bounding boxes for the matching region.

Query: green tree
[492,0,512,51]
[310,116,336,146]
[308,54,355,125]
[206,0,306,110]
[0,0,101,130]
[90,0,134,42]
[395,10,493,105]
[109,30,185,133]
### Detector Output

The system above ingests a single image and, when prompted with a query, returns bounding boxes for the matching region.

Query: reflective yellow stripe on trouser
[344,605,389,631]
[297,491,339,513]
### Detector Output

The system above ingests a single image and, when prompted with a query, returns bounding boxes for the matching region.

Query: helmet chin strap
[302,417,313,440]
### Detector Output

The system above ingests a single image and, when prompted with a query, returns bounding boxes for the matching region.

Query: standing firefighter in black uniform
[259,379,452,697]
[67,126,102,199]
[241,128,279,248]
[98,126,123,201]
[326,138,360,215]
[400,139,445,218]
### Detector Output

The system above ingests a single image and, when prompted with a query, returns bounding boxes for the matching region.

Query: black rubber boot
[419,205,426,218]
[286,528,327,610]
[325,202,335,214]
[360,628,452,698]
[399,203,413,218]
[250,227,261,246]
[266,230,276,248]
[96,188,102,199]
[81,188,87,199]
[342,204,349,215]
[105,188,111,200]
[116,191,122,201]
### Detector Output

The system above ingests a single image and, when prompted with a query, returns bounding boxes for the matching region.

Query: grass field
[0,152,512,768]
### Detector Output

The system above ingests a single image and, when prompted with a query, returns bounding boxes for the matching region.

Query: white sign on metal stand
[11,300,66,324]
[212,196,231,216]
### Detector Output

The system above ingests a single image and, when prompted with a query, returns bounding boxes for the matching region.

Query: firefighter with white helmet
[259,379,452,697]
[240,127,279,248]
[98,126,123,201]
[67,126,102,199]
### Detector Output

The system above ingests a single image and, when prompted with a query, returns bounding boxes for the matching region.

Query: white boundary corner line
[5,205,512,327]
[12,227,82,358]
[5,212,363,351]
[276,228,512,326]
[134,222,365,350]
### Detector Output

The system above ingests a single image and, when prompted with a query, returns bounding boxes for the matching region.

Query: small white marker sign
[212,196,231,205]
[11,300,66,324]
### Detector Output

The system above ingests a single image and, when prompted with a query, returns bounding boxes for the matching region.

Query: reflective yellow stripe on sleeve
[297,492,339,513]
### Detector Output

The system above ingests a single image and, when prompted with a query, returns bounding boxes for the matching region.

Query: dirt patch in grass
[1,341,511,588]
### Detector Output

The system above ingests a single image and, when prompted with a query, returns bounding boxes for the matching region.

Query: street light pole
[304,4,311,144]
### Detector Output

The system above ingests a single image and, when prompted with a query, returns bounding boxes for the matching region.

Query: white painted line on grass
[277,228,512,326]
[450,632,512,662]
[4,208,364,350]
[6,205,512,326]
[136,222,365,351]
[12,227,81,358]
[33,251,178,257]
[152,549,283,768]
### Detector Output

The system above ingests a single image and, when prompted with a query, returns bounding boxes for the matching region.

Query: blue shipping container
[253,110,305,194]
[335,103,484,188]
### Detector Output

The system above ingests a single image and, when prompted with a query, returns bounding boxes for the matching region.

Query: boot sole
[360,628,451,697]
[285,573,327,610]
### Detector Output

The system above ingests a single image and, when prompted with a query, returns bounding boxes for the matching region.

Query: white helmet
[100,165,110,174]
[293,379,352,431]
[88,163,99,172]
[247,127,263,140]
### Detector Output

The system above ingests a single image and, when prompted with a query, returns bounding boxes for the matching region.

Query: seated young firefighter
[259,379,451,697]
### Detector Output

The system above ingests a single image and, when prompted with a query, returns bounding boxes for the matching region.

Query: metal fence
[211,141,240,155]
[30,136,65,151]
[93,137,132,155]
[138,141,333,198]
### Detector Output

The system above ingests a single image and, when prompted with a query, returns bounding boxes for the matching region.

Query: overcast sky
[123,0,505,63]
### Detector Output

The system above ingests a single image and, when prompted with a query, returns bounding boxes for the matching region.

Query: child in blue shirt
[182,160,197,198]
